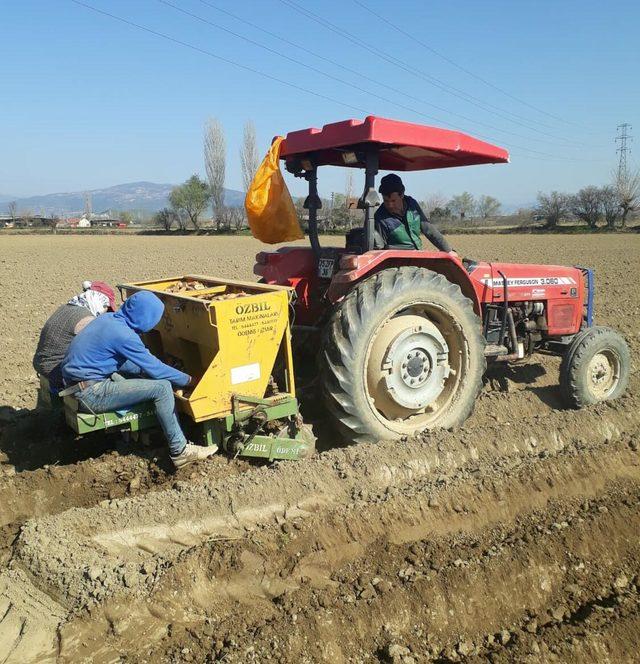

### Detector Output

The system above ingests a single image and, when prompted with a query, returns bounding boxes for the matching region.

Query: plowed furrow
[54,433,640,662]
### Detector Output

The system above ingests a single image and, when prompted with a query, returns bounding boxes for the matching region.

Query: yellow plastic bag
[245,136,304,244]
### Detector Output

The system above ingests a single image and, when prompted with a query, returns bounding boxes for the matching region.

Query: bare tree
[535,191,569,229]
[570,186,602,229]
[345,170,354,201]
[344,170,356,230]
[240,121,259,192]
[229,207,247,232]
[204,118,226,230]
[175,211,187,231]
[449,192,475,220]
[477,195,501,219]
[16,208,34,228]
[154,207,179,231]
[514,207,535,227]
[7,201,17,221]
[422,192,448,216]
[614,168,640,228]
[328,193,350,229]
[599,186,620,229]
[293,196,306,228]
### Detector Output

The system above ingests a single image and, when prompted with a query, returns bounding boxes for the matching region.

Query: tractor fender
[327,250,482,315]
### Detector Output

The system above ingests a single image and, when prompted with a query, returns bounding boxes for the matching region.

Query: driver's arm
[416,202,454,253]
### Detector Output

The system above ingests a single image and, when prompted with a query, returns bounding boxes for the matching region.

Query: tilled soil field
[0,234,638,663]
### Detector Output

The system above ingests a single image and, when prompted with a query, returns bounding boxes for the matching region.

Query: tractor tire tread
[321,266,485,444]
[559,326,630,409]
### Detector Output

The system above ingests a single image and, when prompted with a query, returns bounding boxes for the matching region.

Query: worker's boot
[171,443,218,469]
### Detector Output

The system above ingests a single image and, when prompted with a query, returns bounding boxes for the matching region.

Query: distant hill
[1,182,245,216]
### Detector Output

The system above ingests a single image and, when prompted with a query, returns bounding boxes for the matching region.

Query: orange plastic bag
[245,136,304,244]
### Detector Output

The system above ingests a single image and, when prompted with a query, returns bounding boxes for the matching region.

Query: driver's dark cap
[378,173,405,196]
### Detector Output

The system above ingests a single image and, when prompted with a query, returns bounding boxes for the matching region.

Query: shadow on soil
[484,361,567,409]
[484,362,548,388]
[0,405,178,473]
[0,358,566,473]
[0,404,320,475]
[526,385,567,410]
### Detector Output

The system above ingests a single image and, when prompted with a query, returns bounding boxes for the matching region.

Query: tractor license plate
[318,258,335,279]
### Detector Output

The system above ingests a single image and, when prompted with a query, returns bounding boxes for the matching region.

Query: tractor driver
[375,174,456,255]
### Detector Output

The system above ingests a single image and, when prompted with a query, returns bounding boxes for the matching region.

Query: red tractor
[255,116,630,443]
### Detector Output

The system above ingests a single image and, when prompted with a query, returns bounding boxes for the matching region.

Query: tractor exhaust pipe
[492,309,523,362]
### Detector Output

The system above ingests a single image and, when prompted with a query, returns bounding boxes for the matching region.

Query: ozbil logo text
[235,302,271,315]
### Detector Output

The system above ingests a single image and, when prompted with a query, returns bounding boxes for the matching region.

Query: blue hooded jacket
[61,291,190,387]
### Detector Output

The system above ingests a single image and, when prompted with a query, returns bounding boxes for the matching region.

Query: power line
[68,0,372,115]
[278,0,595,142]
[170,0,603,161]
[69,1,602,164]
[191,0,592,150]
[160,0,466,130]
[351,0,580,128]
[616,123,632,179]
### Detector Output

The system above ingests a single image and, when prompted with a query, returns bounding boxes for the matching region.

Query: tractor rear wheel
[559,326,630,408]
[321,267,485,443]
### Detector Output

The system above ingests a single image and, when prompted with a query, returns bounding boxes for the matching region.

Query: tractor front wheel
[559,326,630,408]
[321,266,485,443]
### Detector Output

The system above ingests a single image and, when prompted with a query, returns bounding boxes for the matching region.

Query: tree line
[423,192,501,222]
[316,173,639,232]
[156,117,639,234]
[535,170,639,229]
[292,189,503,233]
[159,119,509,234]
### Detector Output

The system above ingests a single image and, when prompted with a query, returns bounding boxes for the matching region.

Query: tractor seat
[345,227,385,253]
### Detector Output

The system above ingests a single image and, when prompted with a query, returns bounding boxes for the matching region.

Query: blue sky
[1,0,638,206]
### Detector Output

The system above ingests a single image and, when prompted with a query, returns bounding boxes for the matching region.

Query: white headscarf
[68,289,110,317]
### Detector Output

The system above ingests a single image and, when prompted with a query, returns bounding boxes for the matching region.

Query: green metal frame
[59,390,312,461]
[226,394,299,430]
[64,400,157,435]
[201,394,308,460]
[235,431,312,461]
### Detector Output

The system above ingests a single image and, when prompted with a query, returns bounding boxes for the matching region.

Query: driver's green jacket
[374,196,452,252]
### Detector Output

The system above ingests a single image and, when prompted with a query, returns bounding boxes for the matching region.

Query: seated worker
[61,290,217,470]
[33,280,116,390]
[374,174,457,255]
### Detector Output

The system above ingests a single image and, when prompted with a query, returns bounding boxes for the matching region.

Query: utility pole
[84,192,93,218]
[329,191,335,230]
[345,170,354,230]
[345,170,353,201]
[616,123,632,180]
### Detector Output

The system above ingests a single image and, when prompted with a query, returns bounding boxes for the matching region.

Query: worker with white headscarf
[33,281,116,390]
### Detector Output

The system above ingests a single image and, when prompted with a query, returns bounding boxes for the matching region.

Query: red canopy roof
[280,115,509,171]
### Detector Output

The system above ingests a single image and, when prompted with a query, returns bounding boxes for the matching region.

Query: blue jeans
[77,377,187,456]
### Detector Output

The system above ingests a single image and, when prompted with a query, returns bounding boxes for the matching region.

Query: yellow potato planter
[120,275,296,422]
